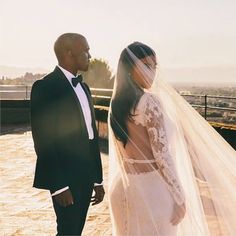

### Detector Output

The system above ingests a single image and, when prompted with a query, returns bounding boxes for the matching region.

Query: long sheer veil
[151,76,236,235]
[108,44,236,235]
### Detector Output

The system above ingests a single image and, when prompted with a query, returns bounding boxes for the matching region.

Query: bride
[108,42,236,236]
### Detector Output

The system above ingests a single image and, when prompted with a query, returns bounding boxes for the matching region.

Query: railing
[0,86,114,101]
[181,94,236,120]
[1,85,236,124]
[0,85,31,100]
[89,89,236,124]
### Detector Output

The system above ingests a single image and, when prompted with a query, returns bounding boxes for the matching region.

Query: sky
[1,0,236,73]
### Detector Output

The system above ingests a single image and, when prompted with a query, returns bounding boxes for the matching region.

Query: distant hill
[161,66,236,86]
[0,65,49,78]
[0,65,236,86]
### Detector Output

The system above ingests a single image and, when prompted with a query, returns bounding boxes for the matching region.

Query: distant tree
[82,58,114,89]
[0,73,46,85]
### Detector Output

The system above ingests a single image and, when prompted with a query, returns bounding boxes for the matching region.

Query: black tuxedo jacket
[30,66,103,192]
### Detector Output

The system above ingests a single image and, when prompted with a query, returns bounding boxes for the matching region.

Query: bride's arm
[144,94,185,205]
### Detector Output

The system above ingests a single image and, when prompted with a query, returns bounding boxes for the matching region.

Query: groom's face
[70,38,91,72]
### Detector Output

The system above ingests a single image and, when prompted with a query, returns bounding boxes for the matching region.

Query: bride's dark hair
[110,42,156,147]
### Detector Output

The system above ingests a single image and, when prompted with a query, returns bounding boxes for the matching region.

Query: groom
[30,33,105,235]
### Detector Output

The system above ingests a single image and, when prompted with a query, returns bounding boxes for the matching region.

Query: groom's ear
[68,50,73,57]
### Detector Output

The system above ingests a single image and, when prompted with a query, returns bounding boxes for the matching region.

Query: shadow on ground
[0,124,31,135]
[1,124,109,154]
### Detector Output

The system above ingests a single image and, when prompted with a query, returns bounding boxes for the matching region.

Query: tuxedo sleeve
[92,137,103,184]
[31,80,68,192]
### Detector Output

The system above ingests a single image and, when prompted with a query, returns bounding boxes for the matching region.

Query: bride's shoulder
[133,91,158,113]
[138,91,160,108]
[133,92,162,126]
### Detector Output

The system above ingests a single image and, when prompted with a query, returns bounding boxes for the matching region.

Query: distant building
[179,90,191,95]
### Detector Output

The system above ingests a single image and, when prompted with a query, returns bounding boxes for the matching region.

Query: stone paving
[0,126,227,236]
[0,129,111,236]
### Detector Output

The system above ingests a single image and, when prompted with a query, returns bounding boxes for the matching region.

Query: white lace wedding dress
[108,79,236,236]
[109,92,185,236]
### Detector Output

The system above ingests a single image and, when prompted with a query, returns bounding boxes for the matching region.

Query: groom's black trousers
[52,182,94,236]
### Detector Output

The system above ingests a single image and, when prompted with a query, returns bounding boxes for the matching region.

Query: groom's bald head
[54,33,85,62]
[53,33,91,74]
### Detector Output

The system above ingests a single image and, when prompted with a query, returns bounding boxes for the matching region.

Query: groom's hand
[91,186,105,206]
[53,189,74,207]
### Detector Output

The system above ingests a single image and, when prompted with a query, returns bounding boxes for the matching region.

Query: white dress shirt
[51,66,102,197]
[58,65,94,139]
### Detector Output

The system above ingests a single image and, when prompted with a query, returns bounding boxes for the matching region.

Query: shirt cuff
[51,186,69,196]
[94,182,103,187]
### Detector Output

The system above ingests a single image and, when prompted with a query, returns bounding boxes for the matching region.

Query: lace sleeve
[144,94,185,205]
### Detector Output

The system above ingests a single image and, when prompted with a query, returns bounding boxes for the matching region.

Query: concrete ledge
[210,122,236,149]
[0,100,30,124]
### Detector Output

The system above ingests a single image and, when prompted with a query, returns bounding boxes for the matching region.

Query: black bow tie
[71,74,83,87]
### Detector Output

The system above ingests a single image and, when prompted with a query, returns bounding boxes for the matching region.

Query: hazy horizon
[1,64,236,86]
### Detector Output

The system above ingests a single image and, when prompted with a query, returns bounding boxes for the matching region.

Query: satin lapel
[80,83,98,135]
[54,67,83,110]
